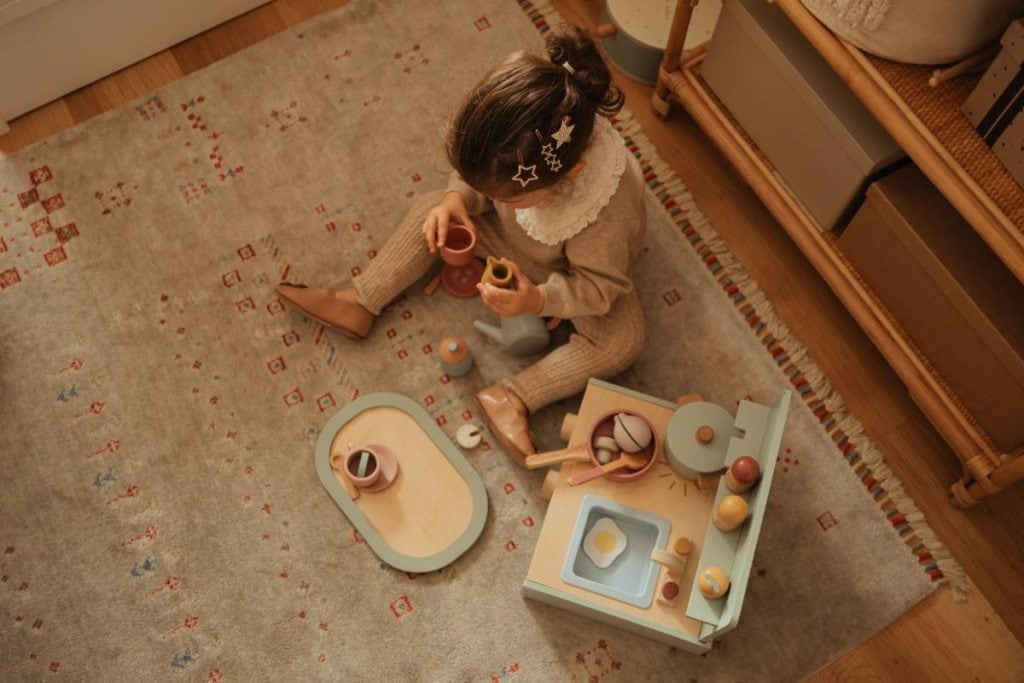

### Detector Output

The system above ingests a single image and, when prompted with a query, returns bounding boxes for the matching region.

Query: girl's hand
[477,259,544,317]
[423,192,475,254]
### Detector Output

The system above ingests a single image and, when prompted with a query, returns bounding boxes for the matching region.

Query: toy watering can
[473,314,550,357]
[474,257,551,357]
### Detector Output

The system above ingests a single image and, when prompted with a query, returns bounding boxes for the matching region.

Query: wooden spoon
[524,446,591,469]
[568,452,648,486]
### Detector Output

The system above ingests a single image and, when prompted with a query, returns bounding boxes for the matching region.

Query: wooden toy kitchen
[522,379,790,654]
[315,376,789,653]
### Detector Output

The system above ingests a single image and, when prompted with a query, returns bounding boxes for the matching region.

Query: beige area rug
[0,1,963,680]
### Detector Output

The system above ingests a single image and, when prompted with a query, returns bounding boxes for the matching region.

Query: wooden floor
[3,0,1023,679]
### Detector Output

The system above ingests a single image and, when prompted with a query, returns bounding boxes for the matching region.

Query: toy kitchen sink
[561,496,671,608]
[523,379,790,654]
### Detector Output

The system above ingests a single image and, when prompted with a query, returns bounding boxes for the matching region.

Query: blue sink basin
[560,496,671,608]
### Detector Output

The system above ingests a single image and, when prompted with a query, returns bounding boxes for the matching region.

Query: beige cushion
[800,0,1024,65]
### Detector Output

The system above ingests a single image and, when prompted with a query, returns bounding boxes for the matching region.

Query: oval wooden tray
[314,393,489,572]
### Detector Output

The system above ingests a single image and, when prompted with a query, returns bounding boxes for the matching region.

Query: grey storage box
[962,18,1024,189]
[962,18,1024,137]
[701,0,904,230]
[993,111,1024,188]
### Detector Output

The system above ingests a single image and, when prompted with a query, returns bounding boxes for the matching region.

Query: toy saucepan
[523,409,659,484]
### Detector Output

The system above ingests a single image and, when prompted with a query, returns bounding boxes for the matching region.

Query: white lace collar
[514,116,628,246]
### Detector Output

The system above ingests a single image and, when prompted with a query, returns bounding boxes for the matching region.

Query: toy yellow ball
[712,495,749,532]
[698,566,730,600]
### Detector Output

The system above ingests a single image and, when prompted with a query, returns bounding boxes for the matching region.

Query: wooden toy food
[593,435,618,464]
[724,455,761,493]
[582,517,628,568]
[698,566,731,599]
[524,410,659,483]
[712,495,750,532]
[613,412,653,452]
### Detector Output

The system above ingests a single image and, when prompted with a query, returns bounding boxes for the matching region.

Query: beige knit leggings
[352,191,646,413]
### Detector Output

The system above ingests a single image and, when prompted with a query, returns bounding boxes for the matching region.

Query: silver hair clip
[538,126,562,173]
[551,116,574,149]
[513,150,538,187]
[514,116,574,185]
[541,142,562,173]
[513,163,539,187]
[562,61,576,75]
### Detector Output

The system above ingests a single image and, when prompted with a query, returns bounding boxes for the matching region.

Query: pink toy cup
[344,447,382,488]
[440,224,476,266]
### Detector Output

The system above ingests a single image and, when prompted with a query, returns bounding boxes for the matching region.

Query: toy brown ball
[725,455,761,493]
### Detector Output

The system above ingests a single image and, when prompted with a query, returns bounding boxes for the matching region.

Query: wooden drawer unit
[653,0,1024,505]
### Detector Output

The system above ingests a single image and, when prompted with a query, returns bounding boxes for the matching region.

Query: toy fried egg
[582,517,628,569]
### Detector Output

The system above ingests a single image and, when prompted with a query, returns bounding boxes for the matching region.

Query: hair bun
[545,26,624,117]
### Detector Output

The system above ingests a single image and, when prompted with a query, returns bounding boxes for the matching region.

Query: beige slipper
[275,283,374,340]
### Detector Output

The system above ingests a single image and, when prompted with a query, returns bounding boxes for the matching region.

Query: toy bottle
[438,337,474,377]
[480,256,514,288]
[474,256,550,357]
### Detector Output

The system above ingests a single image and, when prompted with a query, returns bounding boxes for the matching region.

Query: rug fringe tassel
[606,106,967,598]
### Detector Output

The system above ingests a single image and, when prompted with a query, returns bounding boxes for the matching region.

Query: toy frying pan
[523,409,659,483]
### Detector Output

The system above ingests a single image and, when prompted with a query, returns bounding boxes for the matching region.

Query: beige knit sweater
[444,142,647,321]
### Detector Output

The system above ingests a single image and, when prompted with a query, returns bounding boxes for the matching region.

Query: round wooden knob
[559,412,578,443]
[540,469,560,501]
[695,425,714,444]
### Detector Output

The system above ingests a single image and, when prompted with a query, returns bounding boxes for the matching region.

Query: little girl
[277,27,647,467]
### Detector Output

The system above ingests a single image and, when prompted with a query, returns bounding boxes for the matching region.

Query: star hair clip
[541,142,562,173]
[551,116,574,149]
[540,116,574,173]
[513,149,539,188]
[513,116,575,186]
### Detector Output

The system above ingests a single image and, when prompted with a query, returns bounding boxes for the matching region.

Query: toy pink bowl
[440,224,476,266]
[586,409,659,482]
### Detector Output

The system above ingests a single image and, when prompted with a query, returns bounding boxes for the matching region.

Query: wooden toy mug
[344,447,382,488]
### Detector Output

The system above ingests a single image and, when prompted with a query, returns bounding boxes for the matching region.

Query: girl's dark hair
[445,26,624,198]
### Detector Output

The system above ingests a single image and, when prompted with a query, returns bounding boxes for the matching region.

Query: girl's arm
[445,172,494,215]
[537,218,637,319]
